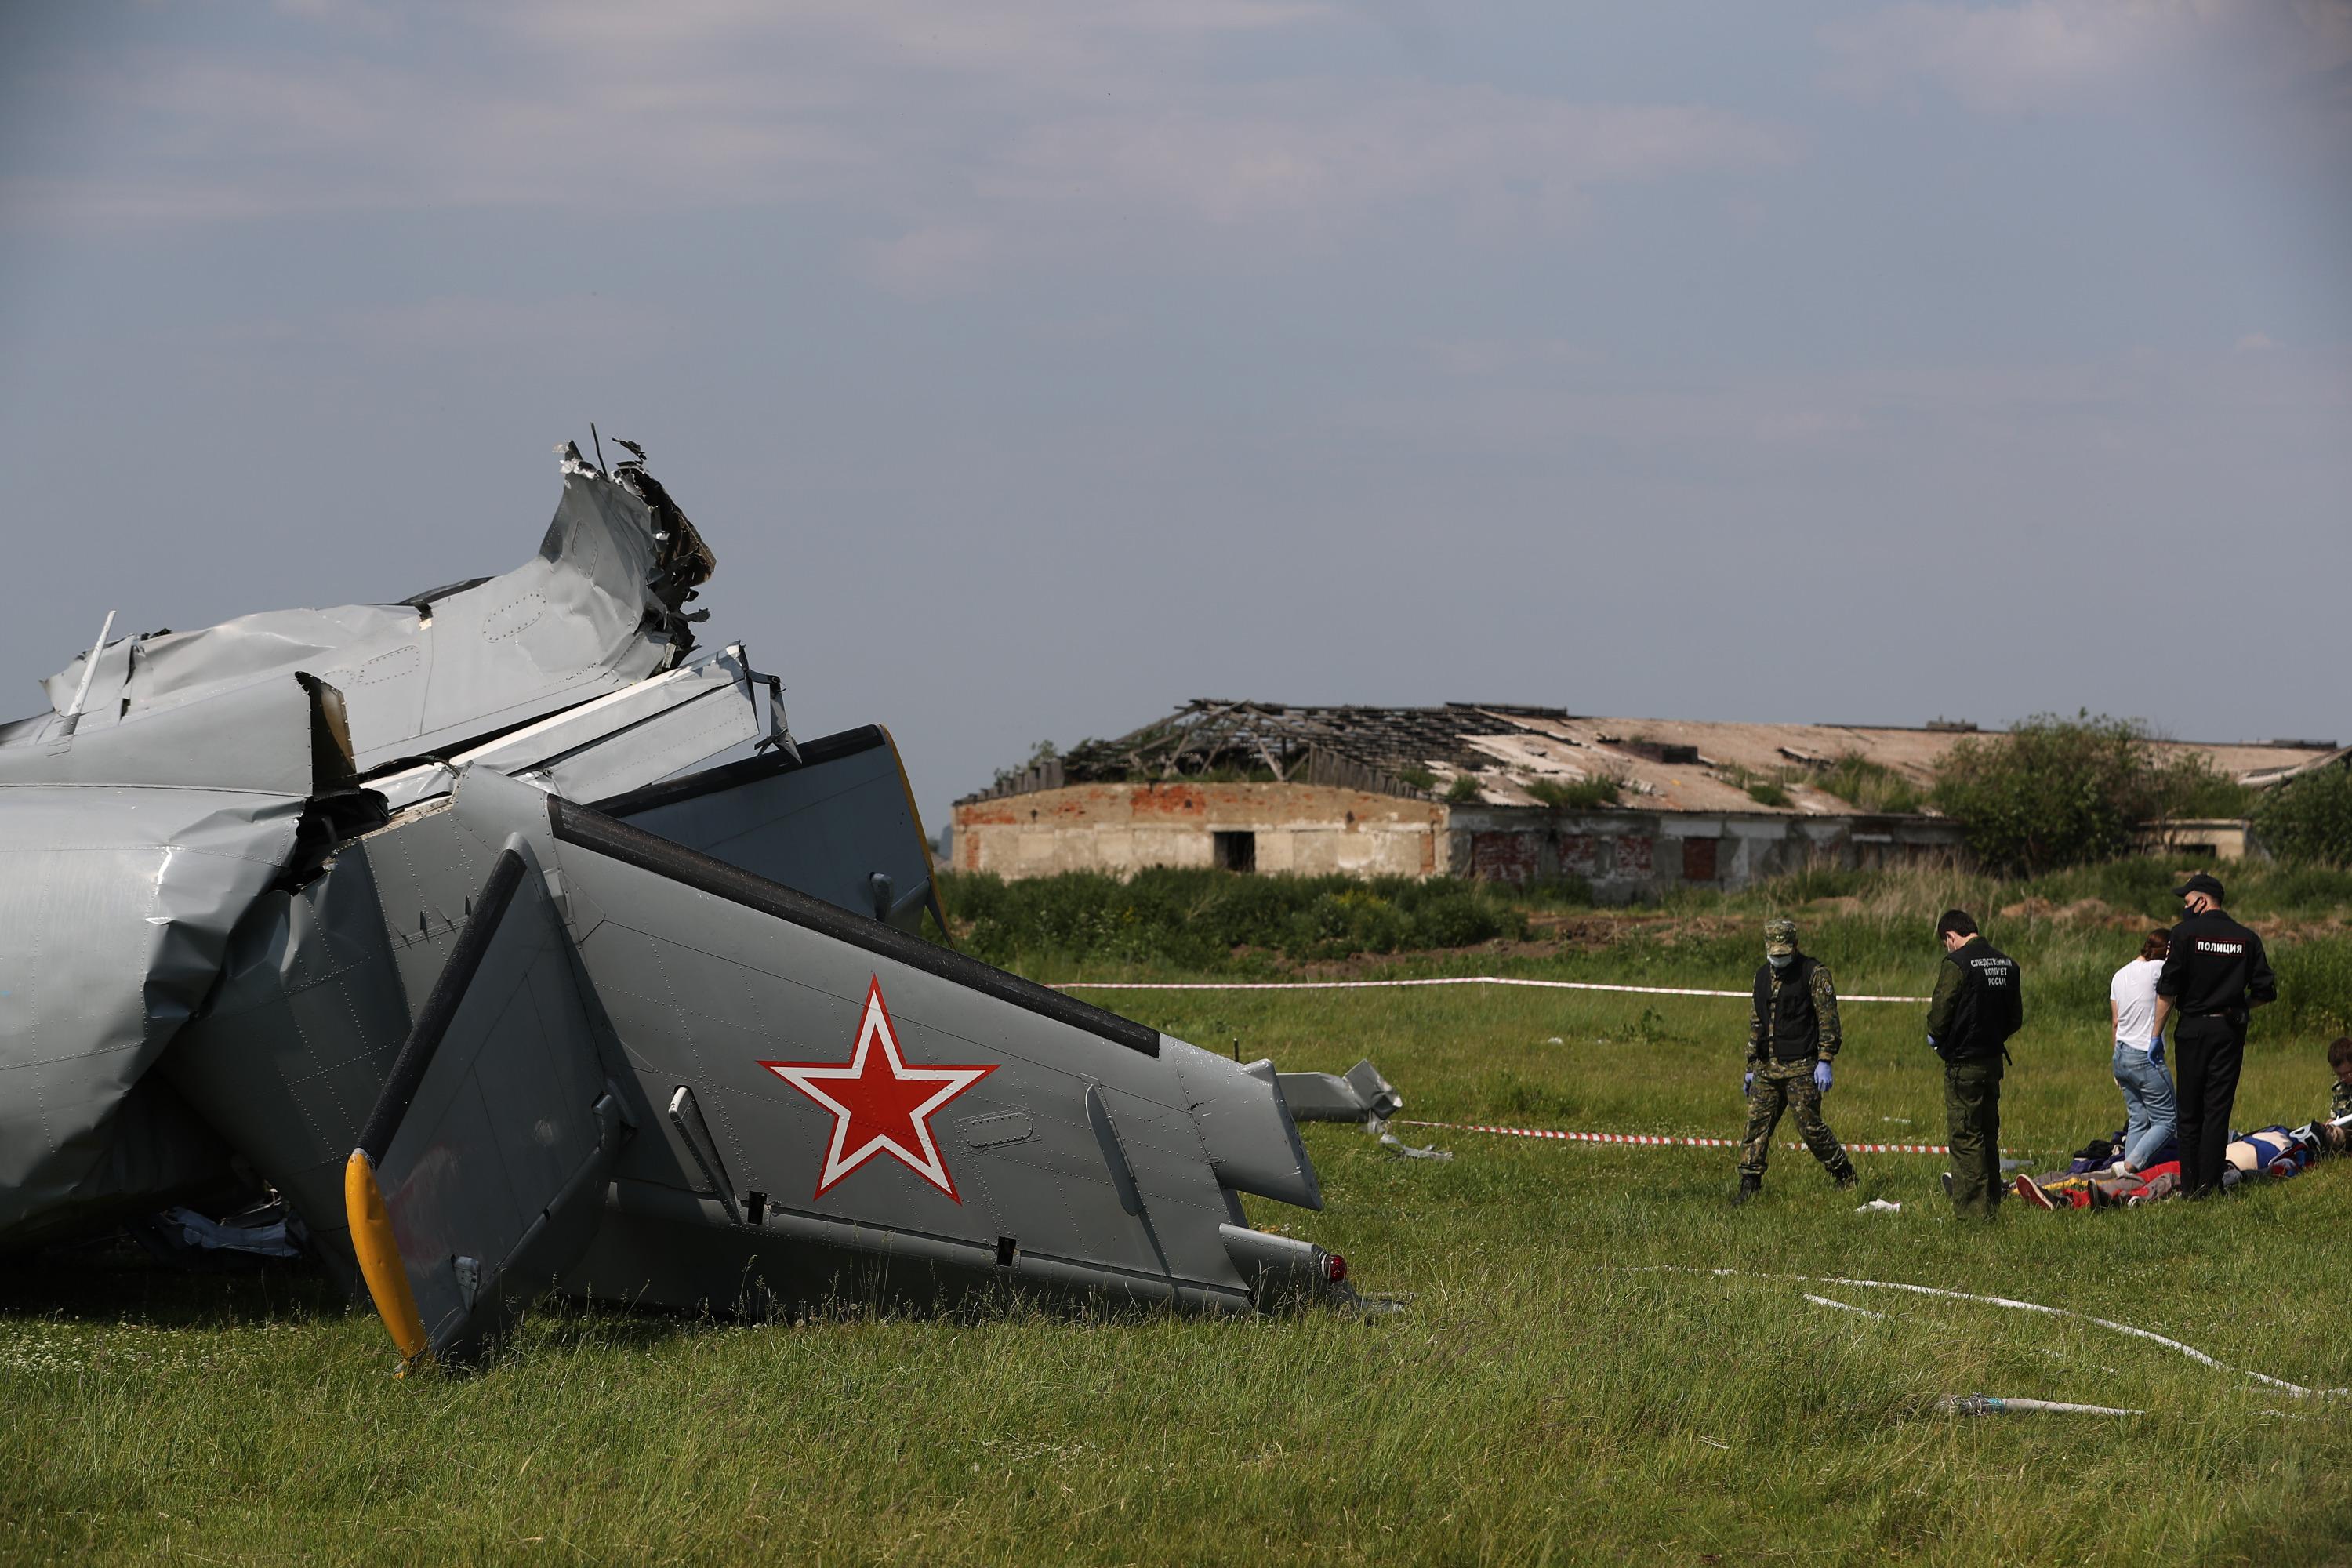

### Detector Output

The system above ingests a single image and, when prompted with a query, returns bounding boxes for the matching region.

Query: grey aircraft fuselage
[0,443,1356,1362]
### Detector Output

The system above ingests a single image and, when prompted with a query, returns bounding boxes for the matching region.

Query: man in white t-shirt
[2109,932,2178,1172]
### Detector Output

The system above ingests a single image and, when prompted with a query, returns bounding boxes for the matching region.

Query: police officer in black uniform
[2152,872,2277,1197]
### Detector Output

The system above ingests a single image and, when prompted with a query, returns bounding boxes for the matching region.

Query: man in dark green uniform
[1925,909,2023,1218]
[1735,916,1857,1203]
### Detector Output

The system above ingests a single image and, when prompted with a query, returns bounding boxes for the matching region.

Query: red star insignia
[760,977,996,1203]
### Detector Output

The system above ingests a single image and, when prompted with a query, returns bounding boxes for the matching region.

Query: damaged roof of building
[963,699,2345,818]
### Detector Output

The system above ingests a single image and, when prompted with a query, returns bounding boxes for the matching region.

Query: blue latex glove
[1743,1069,1755,1098]
[1813,1060,1833,1093]
[2150,1038,2165,1065]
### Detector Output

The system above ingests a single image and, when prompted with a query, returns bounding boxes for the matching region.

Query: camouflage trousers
[1739,1057,1849,1178]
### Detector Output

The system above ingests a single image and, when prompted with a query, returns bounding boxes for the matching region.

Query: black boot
[1828,1160,1857,1191]
[1734,1173,1762,1204]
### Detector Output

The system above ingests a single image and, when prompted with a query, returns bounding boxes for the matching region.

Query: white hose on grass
[1938,1394,2143,1417]
[1628,1266,2347,1399]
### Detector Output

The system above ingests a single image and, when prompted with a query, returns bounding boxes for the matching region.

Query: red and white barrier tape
[1051,975,1930,1003]
[1399,1118,1972,1156]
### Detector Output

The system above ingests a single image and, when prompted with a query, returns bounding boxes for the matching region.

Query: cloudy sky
[2,1,2347,827]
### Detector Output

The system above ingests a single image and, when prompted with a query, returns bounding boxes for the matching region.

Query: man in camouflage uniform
[2313,1036,2352,1156]
[1736,916,1857,1202]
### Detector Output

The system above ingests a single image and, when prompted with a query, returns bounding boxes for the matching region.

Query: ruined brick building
[951,701,2336,901]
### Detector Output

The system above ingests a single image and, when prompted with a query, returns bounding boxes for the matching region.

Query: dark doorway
[1213,830,1257,873]
[1682,837,1719,882]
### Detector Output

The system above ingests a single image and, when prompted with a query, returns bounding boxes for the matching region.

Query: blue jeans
[2112,1044,2177,1171]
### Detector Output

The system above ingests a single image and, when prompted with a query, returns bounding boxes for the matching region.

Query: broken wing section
[546,800,1345,1316]
[591,724,943,935]
[345,840,630,1363]
[23,452,709,768]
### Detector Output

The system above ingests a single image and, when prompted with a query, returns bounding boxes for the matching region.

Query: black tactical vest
[1752,956,1822,1062]
[1940,938,2024,1061]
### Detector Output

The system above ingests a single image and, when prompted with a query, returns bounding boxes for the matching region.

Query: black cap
[2172,871,2225,902]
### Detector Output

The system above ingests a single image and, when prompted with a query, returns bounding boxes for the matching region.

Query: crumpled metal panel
[0,785,302,1247]
[25,462,692,770]
[365,645,762,814]
[164,839,415,1270]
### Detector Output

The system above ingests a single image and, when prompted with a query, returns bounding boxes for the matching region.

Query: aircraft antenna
[62,608,116,727]
[590,422,608,474]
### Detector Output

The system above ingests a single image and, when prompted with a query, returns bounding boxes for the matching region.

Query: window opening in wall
[1213,830,1257,873]
[1682,837,1719,882]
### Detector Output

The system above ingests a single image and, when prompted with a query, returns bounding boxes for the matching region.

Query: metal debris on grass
[1378,1132,1453,1161]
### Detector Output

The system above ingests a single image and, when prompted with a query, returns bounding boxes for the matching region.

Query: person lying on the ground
[2014,1159,2181,1210]
[2222,1125,2318,1184]
[2014,1117,2342,1210]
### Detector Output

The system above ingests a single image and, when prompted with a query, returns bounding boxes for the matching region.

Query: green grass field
[6,894,2350,1566]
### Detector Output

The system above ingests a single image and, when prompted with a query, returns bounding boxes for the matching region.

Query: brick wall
[952,782,1446,880]
[953,786,1965,895]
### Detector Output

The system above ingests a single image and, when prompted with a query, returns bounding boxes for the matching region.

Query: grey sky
[3,1,2347,831]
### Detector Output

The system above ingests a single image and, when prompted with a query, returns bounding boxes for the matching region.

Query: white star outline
[759,977,996,1203]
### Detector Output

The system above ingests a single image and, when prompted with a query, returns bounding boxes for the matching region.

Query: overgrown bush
[1714,761,1798,810]
[2252,766,2352,866]
[1445,774,1484,803]
[1526,775,1622,810]
[1932,712,2252,877]
[2156,751,2255,818]
[1933,713,2150,874]
[1811,753,1924,815]
[939,868,1530,967]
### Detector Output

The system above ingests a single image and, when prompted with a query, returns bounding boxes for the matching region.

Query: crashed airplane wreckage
[0,440,1366,1362]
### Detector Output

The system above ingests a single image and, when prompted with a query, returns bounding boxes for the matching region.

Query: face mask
[1767,952,1794,970]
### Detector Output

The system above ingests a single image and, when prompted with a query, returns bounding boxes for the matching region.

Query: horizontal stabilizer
[1276,1060,1403,1125]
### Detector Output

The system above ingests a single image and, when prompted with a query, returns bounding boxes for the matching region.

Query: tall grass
[943,861,2352,993]
[942,868,1542,967]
